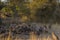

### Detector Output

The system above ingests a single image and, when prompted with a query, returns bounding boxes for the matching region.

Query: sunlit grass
[29,32,37,40]
[0,32,58,40]
[7,31,11,40]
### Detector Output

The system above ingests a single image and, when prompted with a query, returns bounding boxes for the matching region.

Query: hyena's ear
[52,32,59,40]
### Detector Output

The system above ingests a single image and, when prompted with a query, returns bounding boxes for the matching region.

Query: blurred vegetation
[0,0,60,23]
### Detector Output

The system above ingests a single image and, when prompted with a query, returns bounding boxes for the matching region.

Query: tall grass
[7,31,11,40]
[0,32,58,40]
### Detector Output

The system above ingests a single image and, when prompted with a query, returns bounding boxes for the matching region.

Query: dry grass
[0,32,59,40]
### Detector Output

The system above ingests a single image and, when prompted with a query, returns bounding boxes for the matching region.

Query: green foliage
[1,7,14,17]
[1,0,60,23]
